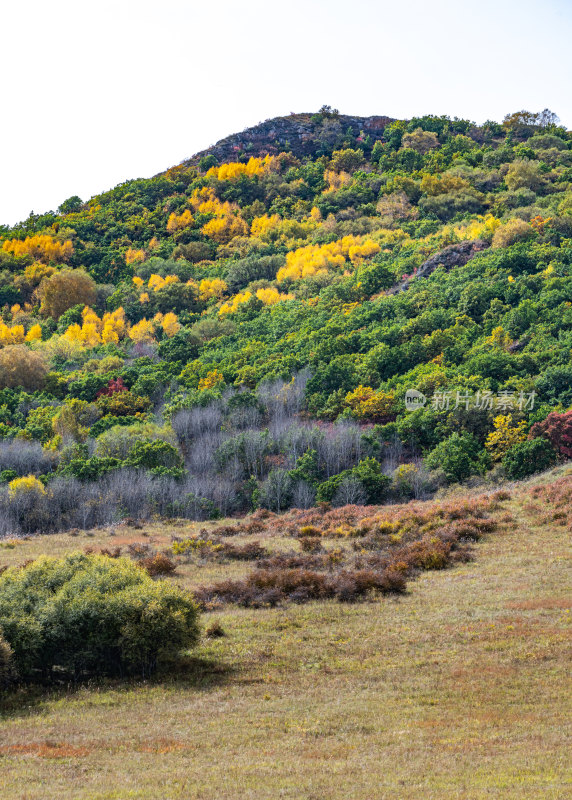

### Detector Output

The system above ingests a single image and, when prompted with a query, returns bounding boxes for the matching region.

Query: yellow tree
[2,234,73,263]
[198,369,224,390]
[198,278,228,301]
[202,215,249,244]
[25,324,42,343]
[125,248,146,265]
[485,416,527,461]
[128,318,155,343]
[161,312,180,337]
[344,385,396,422]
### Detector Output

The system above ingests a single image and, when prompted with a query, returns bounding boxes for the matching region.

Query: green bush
[0,634,14,688]
[425,432,488,484]
[58,455,121,481]
[124,439,183,470]
[316,458,391,504]
[502,437,557,479]
[0,553,200,682]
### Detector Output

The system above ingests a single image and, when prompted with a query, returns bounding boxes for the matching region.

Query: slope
[0,468,570,799]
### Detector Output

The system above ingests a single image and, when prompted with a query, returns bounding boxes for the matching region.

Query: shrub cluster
[0,553,200,683]
[193,490,502,609]
[194,566,406,609]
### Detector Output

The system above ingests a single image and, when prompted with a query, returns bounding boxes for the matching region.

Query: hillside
[0,467,570,798]
[0,108,571,533]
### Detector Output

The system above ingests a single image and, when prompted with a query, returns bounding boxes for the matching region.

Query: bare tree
[260,469,292,512]
[333,477,367,507]
[0,440,56,476]
[291,480,316,509]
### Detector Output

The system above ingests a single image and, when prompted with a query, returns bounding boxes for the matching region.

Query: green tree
[425,432,487,483]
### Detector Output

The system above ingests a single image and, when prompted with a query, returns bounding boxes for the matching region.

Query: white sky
[1,0,571,227]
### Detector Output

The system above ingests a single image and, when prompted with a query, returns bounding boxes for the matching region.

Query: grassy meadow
[0,468,571,800]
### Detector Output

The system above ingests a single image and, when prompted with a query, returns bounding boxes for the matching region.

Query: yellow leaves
[101,309,126,345]
[485,415,527,462]
[8,475,46,498]
[63,321,98,348]
[277,243,343,283]
[250,214,281,240]
[189,189,236,218]
[14,262,55,294]
[198,369,224,391]
[323,169,351,192]
[251,216,317,248]
[78,322,99,348]
[61,323,83,345]
[449,213,502,242]
[132,276,144,288]
[104,308,126,341]
[125,247,146,265]
[374,228,411,247]
[487,326,514,351]
[202,215,249,244]
[206,155,276,182]
[166,209,194,233]
[344,385,396,422]
[148,274,165,292]
[60,306,164,346]
[276,236,380,283]
[139,292,150,303]
[197,197,233,216]
[189,186,249,244]
[82,305,100,328]
[492,218,534,249]
[198,278,228,302]
[348,240,380,263]
[148,274,179,292]
[128,318,155,343]
[25,324,42,343]
[255,287,293,306]
[101,322,119,345]
[61,307,126,349]
[2,234,73,263]
[0,322,29,346]
[189,186,216,210]
[161,312,180,338]
[219,291,252,315]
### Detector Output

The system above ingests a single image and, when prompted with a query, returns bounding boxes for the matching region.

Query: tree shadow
[0,655,234,721]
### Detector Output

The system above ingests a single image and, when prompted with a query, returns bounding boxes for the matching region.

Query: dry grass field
[0,468,571,799]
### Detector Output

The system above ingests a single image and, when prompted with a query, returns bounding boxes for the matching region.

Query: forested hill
[0,108,571,533]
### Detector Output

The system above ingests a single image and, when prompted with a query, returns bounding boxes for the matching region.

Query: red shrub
[139,553,177,577]
[530,411,572,459]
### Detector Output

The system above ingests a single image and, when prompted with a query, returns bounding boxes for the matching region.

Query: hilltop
[178,111,395,166]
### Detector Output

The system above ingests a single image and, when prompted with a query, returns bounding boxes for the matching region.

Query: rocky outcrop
[389,240,489,294]
[181,113,395,166]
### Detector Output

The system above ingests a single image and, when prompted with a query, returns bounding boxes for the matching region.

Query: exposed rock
[180,113,395,167]
[389,240,489,294]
